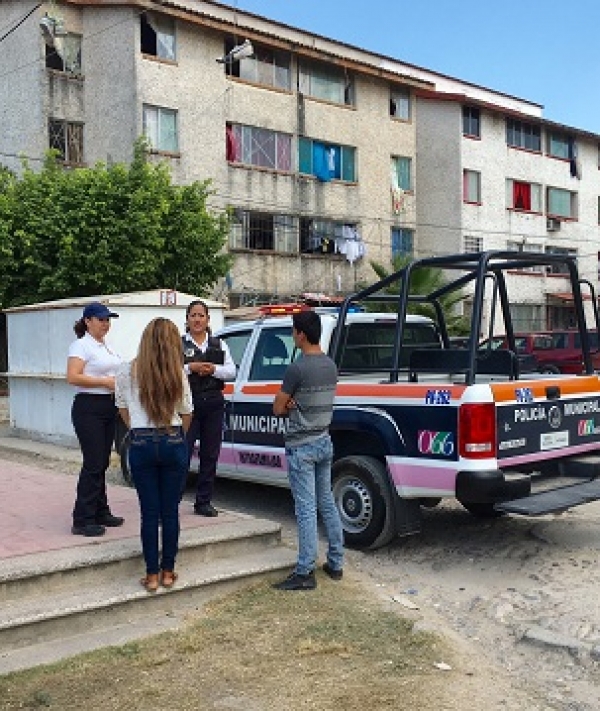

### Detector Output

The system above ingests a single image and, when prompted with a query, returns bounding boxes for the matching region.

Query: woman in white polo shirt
[66,302,123,537]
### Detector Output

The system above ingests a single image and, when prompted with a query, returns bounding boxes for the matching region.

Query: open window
[140,12,176,61]
[45,34,81,73]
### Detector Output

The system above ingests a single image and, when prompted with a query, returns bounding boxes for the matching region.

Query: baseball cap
[82,302,119,319]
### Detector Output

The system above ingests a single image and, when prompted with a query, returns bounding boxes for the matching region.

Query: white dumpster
[4,290,225,446]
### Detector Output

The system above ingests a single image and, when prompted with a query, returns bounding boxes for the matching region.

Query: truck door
[215,329,253,476]
[228,326,296,486]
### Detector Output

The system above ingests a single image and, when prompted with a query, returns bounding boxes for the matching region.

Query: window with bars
[229,210,297,252]
[225,38,291,90]
[227,124,292,171]
[463,235,483,252]
[462,106,480,138]
[143,105,178,152]
[298,137,356,182]
[298,61,354,106]
[300,217,356,254]
[390,86,411,120]
[48,119,84,164]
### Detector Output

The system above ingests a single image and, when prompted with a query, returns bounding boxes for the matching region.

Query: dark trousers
[186,394,224,506]
[71,394,116,527]
[129,428,188,575]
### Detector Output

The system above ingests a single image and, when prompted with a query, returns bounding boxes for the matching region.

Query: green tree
[0,166,16,306]
[0,140,231,307]
[368,255,469,335]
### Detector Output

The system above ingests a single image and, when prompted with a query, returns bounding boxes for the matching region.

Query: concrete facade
[1,0,599,320]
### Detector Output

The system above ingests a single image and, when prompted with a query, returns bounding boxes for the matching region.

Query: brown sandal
[140,574,159,593]
[160,570,178,589]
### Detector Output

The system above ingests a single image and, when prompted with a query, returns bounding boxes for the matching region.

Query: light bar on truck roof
[259,304,311,316]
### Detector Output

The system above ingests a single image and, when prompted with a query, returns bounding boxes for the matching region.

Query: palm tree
[368,255,469,336]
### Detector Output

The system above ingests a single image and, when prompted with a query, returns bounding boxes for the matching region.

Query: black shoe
[72,523,106,537]
[322,563,343,581]
[97,514,124,527]
[272,570,316,591]
[194,503,218,517]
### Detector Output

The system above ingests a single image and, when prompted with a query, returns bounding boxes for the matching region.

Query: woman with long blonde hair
[116,318,192,592]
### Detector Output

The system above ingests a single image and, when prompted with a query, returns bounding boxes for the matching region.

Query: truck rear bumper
[456,468,531,504]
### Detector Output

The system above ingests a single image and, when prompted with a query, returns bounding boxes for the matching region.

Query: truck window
[338,322,440,370]
[220,330,252,368]
[249,328,295,381]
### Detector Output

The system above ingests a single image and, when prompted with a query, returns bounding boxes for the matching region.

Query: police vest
[182,335,225,400]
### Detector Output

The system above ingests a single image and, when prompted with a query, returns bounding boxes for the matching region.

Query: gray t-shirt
[281,353,337,447]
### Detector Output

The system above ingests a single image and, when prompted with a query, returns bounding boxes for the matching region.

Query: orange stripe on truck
[491,375,600,402]
[241,382,467,398]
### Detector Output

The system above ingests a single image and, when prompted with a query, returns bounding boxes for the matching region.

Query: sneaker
[194,503,218,517]
[72,523,106,537]
[97,514,124,527]
[272,570,316,591]
[322,563,343,581]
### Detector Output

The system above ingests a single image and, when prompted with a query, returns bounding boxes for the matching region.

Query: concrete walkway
[0,429,246,561]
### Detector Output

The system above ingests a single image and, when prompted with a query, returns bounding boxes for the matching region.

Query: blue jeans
[285,435,344,576]
[129,428,188,575]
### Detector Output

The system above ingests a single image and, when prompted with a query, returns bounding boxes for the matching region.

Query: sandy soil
[349,500,600,710]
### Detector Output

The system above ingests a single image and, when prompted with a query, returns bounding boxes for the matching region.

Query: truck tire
[332,456,396,550]
[538,364,560,375]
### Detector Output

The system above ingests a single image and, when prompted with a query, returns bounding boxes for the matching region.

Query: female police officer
[183,300,235,516]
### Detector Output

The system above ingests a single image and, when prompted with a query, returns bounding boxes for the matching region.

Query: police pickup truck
[123,251,600,550]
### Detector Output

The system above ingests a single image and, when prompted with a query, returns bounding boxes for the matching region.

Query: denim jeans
[129,428,188,575]
[285,435,344,576]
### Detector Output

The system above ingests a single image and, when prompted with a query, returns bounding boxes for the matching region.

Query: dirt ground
[350,501,600,710]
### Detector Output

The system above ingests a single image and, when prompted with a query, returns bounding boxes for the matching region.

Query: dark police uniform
[183,334,226,513]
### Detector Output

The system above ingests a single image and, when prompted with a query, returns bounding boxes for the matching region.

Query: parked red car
[479,330,600,374]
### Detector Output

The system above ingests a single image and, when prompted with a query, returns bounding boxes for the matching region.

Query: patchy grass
[0,575,457,711]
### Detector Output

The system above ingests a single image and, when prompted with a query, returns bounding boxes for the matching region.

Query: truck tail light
[459,403,496,459]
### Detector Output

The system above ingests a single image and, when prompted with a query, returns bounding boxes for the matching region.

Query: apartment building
[416,93,600,332]
[0,0,431,305]
[1,0,599,323]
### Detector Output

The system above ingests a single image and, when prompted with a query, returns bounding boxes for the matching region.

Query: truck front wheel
[332,456,396,550]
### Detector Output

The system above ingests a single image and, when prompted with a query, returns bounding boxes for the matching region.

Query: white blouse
[115,362,193,428]
[67,332,121,394]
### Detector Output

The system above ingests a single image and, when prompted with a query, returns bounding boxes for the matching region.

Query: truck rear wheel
[332,456,396,550]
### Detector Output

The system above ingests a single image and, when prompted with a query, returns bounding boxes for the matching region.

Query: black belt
[131,426,183,435]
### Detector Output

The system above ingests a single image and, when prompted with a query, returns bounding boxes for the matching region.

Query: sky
[230,0,600,135]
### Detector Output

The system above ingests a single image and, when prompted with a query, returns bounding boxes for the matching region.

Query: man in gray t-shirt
[272,310,344,591]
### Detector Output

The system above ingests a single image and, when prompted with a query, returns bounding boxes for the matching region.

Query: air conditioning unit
[546,218,561,232]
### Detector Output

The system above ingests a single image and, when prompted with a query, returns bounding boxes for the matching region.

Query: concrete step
[0,516,296,674]
[0,517,284,603]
